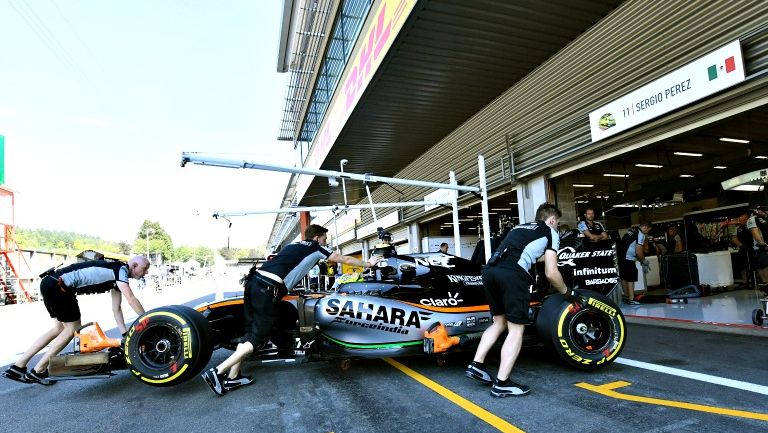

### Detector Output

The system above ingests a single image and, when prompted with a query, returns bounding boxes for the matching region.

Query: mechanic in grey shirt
[3,256,149,385]
[202,224,382,396]
[465,203,575,397]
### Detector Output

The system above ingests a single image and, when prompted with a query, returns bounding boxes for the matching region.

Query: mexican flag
[707,56,736,81]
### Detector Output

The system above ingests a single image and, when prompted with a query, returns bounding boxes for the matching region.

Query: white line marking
[616,357,768,396]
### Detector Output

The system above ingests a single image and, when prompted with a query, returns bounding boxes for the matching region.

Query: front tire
[124,305,213,386]
[536,290,626,370]
[753,309,764,326]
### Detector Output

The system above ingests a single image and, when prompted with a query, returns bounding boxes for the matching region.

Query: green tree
[193,246,214,266]
[218,247,257,260]
[173,245,213,266]
[134,220,174,262]
[117,242,132,255]
[14,227,128,256]
[174,245,194,262]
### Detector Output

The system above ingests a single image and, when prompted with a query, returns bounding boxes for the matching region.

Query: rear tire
[124,305,213,386]
[536,290,626,370]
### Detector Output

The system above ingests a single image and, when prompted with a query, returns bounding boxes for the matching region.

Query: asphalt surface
[2,318,766,433]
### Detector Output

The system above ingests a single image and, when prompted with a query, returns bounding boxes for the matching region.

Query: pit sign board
[589,40,745,143]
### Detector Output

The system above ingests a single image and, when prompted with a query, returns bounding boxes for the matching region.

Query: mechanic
[747,206,768,295]
[617,221,652,305]
[464,203,576,397]
[654,225,683,255]
[202,224,382,396]
[730,212,752,288]
[2,256,149,385]
[439,242,449,254]
[577,207,609,242]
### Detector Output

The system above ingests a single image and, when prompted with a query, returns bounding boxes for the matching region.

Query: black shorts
[240,274,288,347]
[733,248,749,272]
[754,251,768,269]
[619,259,638,282]
[40,276,81,323]
[481,264,531,324]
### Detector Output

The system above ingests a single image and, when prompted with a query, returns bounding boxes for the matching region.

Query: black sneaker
[623,299,641,305]
[223,375,254,391]
[201,368,227,396]
[464,361,493,385]
[491,378,530,397]
[2,365,31,384]
[25,369,56,386]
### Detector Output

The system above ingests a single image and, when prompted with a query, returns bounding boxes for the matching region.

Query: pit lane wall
[2,249,75,303]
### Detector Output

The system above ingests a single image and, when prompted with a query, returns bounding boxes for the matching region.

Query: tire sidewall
[125,306,210,386]
[537,290,626,369]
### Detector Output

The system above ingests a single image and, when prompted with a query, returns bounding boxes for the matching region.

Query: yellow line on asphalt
[576,381,768,422]
[383,358,526,433]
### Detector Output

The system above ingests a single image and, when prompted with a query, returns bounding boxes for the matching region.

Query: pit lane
[2,304,765,433]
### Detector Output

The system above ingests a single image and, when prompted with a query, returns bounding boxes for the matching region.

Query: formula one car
[51,239,627,387]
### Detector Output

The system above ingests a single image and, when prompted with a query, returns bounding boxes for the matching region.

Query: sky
[0,0,294,249]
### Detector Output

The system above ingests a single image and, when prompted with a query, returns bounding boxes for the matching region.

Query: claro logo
[420,292,463,306]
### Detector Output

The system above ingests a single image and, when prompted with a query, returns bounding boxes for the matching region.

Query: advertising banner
[296,0,418,201]
[556,240,619,294]
[0,135,4,185]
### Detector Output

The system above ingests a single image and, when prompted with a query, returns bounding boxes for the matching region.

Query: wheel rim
[568,310,612,353]
[137,324,183,368]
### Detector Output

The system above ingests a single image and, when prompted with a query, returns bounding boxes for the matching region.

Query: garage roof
[297,0,623,206]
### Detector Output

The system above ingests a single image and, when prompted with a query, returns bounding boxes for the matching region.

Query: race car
[51,238,626,387]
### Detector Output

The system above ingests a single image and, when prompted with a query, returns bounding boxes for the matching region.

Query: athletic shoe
[24,369,56,386]
[201,368,227,396]
[223,375,254,391]
[623,299,641,305]
[491,378,530,397]
[464,361,493,385]
[2,365,31,384]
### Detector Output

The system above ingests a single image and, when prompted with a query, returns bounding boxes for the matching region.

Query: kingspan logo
[446,275,483,286]
[420,292,463,307]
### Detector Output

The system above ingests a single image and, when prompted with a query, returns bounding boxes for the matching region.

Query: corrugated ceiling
[298,0,622,206]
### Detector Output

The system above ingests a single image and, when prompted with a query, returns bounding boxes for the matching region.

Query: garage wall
[355,0,768,229]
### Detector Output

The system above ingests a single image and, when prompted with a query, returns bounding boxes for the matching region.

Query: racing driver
[465,203,578,397]
[202,224,382,396]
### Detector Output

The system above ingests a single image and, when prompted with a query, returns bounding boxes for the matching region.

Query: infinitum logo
[707,56,736,81]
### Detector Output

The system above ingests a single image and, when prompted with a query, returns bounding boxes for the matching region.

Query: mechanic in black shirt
[3,256,149,385]
[731,213,752,287]
[202,224,382,396]
[747,207,768,293]
[464,203,576,397]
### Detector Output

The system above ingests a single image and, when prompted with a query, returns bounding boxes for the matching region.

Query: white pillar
[408,222,421,253]
[519,176,549,223]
